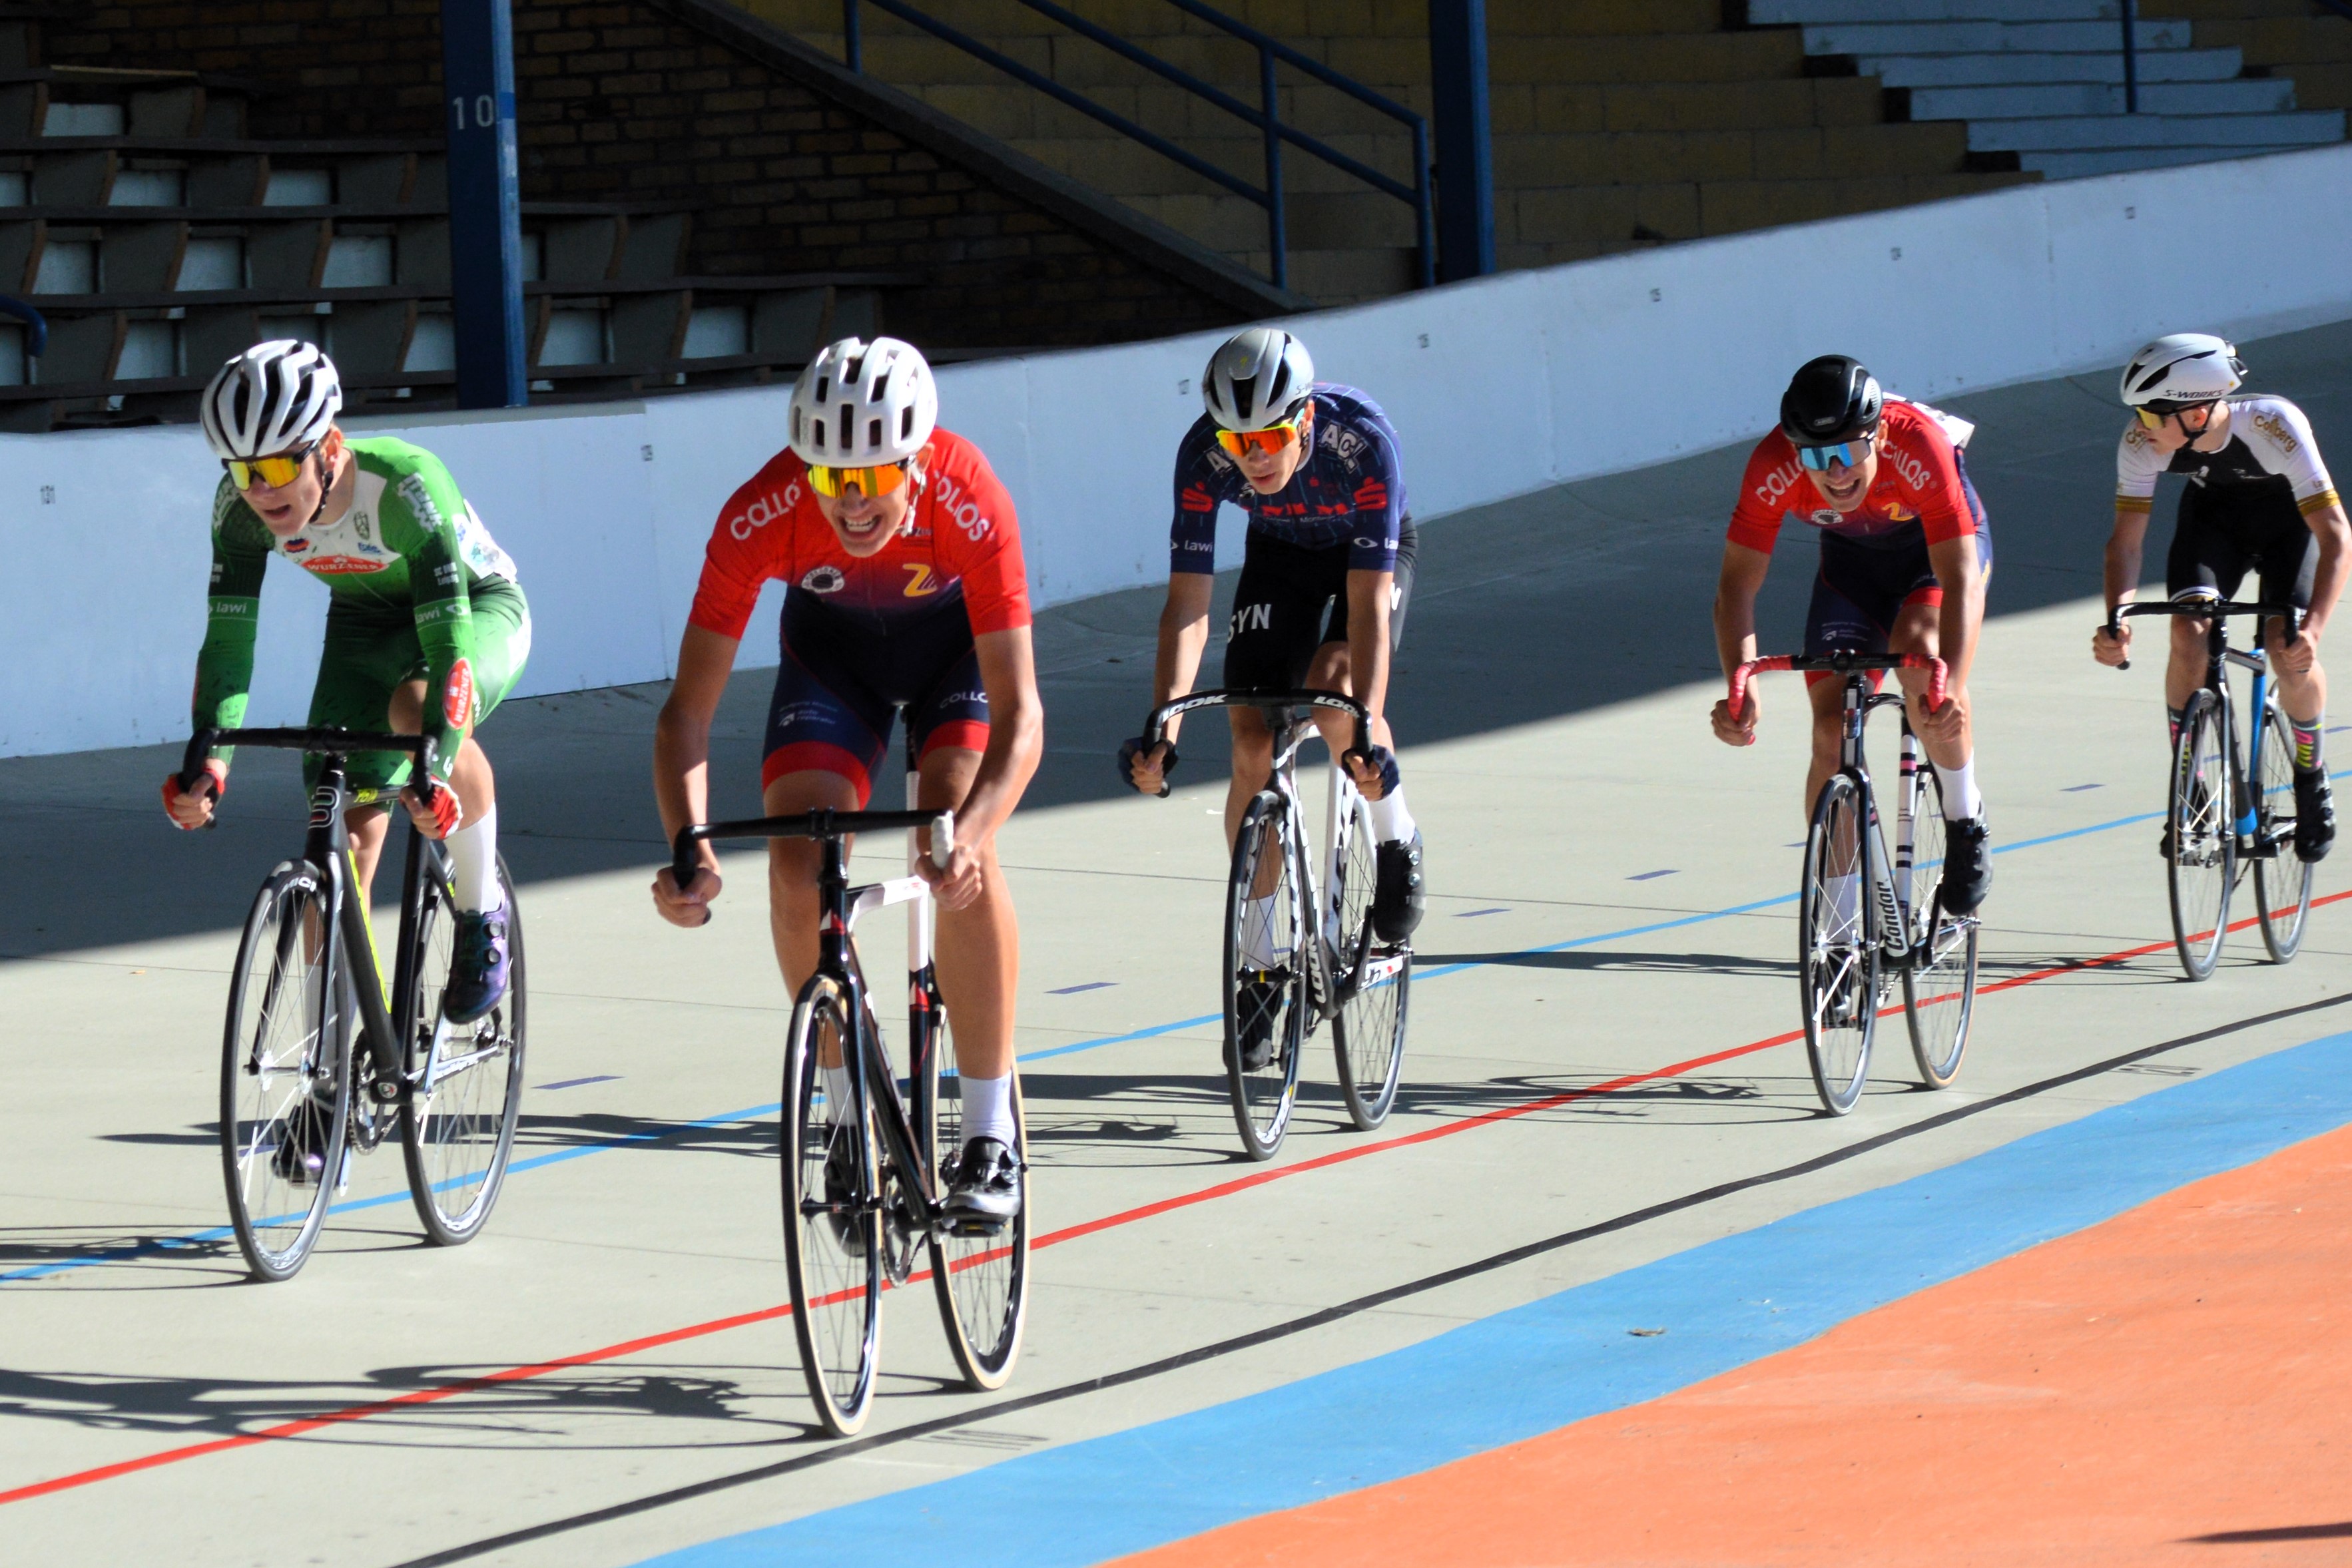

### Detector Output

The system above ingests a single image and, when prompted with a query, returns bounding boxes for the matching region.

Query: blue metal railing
[841,0,1434,292]
[0,295,46,358]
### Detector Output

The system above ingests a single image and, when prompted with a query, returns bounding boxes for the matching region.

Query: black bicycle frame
[181,725,437,1096]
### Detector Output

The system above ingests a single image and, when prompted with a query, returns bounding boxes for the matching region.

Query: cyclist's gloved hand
[408,776,463,840]
[162,760,226,830]
[1345,744,1400,802]
[1118,737,1176,798]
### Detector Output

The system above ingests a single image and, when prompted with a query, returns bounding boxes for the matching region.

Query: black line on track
[392,991,2352,1567]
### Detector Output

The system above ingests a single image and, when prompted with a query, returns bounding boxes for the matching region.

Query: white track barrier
[6,142,2349,758]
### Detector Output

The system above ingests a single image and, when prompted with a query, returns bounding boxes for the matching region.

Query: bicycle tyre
[1330,790,1408,1130]
[2253,700,2313,963]
[928,1063,1030,1392]
[219,861,351,1282]
[2167,690,2235,981]
[781,973,882,1437]
[1800,773,1878,1116]
[400,850,527,1246]
[1223,790,1307,1160]
[1900,766,1978,1089]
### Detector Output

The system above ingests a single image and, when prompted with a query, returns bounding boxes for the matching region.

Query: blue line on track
[633,1031,2352,1567]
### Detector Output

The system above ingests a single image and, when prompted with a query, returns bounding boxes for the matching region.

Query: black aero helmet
[1780,355,1883,447]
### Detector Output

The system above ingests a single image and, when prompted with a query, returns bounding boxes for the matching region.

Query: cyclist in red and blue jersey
[650,337,1043,1223]
[1121,328,1424,1065]
[1709,355,1995,914]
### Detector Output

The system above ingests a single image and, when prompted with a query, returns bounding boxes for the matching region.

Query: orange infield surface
[1119,1121,2352,1567]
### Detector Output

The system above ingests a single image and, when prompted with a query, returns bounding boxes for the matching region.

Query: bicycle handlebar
[2103,599,2302,672]
[1143,688,1372,755]
[1727,653,1947,718]
[671,808,955,892]
[177,726,436,795]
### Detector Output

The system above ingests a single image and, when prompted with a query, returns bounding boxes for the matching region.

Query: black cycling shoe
[271,1097,330,1186]
[1938,817,1992,914]
[2294,768,2335,862]
[441,909,512,1024]
[1372,832,1425,943]
[942,1136,1022,1228]
[1230,978,1281,1072]
[821,1129,867,1256]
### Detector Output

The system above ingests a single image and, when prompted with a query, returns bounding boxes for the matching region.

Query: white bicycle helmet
[200,339,342,459]
[788,336,938,467]
[2120,333,2244,408]
[1202,327,1314,431]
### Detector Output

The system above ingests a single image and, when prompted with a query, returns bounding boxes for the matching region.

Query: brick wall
[51,0,1264,348]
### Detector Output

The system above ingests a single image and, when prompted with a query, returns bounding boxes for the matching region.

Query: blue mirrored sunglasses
[1795,439,1870,472]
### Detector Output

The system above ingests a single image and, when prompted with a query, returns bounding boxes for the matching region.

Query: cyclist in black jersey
[1119,329,1424,1054]
[2092,334,2349,860]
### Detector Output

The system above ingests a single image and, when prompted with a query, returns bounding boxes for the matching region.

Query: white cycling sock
[1366,782,1415,843]
[443,803,503,914]
[821,1058,854,1116]
[1239,894,1288,968]
[1933,758,1982,822]
[1827,872,1861,934]
[960,1072,1016,1149]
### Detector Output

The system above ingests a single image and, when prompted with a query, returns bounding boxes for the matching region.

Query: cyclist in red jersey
[649,337,1043,1222]
[1709,356,1995,914]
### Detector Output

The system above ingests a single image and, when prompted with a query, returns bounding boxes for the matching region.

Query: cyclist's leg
[2251,506,2332,858]
[1311,530,1421,938]
[758,641,890,995]
[1220,537,1329,849]
[2164,488,2240,724]
[303,606,421,900]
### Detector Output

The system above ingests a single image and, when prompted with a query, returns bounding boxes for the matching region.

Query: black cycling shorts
[762,592,989,806]
[2166,481,2317,612]
[1222,523,1418,692]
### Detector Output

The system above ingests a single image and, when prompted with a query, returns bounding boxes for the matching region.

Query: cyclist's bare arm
[651,623,738,922]
[2299,499,2351,643]
[1925,532,1985,694]
[1150,572,1214,751]
[1334,568,1397,795]
[2095,505,2152,664]
[1710,543,1771,742]
[925,625,1043,910]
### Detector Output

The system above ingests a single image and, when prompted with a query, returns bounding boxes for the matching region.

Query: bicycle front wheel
[2167,690,2235,981]
[1224,791,1307,1159]
[1901,768,1978,1089]
[1330,790,1408,1130]
[928,1051,1029,1392]
[2254,700,2313,963]
[1799,774,1879,1116]
[219,862,350,1282]
[401,850,527,1245]
[782,974,882,1437]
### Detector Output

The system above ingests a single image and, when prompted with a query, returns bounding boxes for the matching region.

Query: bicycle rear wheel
[1800,774,1878,1116]
[2253,700,2313,963]
[401,848,527,1246]
[219,862,350,1282]
[1224,791,1307,1159]
[781,974,882,1437]
[2167,690,2235,981]
[1901,768,1978,1089]
[926,1033,1029,1392]
[1330,790,1408,1130]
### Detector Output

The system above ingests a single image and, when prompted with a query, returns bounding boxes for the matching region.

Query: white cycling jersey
[2115,393,2340,517]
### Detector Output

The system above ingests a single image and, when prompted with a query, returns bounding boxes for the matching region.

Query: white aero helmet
[788,336,938,467]
[200,339,342,459]
[2120,333,2244,409]
[1203,326,1314,431]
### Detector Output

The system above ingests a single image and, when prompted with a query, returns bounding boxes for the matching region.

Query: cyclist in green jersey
[160,341,530,1020]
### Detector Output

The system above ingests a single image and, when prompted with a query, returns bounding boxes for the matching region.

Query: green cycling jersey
[194,436,520,784]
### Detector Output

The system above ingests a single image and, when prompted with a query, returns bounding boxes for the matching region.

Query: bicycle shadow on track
[0,1219,428,1290]
[1418,947,1797,979]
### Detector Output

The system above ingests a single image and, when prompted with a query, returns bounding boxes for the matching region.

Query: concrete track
[3,322,2349,1567]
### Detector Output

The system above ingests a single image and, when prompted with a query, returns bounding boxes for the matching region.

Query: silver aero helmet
[1202,326,1314,431]
[2120,333,2244,409]
[200,339,343,460]
[788,336,938,467]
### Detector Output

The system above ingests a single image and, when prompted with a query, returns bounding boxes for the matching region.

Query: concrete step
[1860,47,2243,87]
[2019,142,2313,176]
[1751,0,2118,21]
[1906,76,2297,119]
[1965,106,2344,149]
[1800,18,2196,55]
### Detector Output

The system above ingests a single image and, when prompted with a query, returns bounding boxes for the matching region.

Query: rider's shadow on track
[1417,947,1797,979]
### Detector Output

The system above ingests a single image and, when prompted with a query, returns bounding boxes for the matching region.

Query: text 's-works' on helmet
[2120,333,2245,409]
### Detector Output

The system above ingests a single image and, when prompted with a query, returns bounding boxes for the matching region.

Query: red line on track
[6,891,2341,1510]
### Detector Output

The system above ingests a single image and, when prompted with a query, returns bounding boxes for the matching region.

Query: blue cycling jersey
[1170,384,1408,576]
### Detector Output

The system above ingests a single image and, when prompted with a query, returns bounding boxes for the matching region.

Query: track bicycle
[2107,597,2313,979]
[1140,688,1411,1159]
[1727,652,1979,1115]
[176,726,526,1282]
[669,756,1028,1438]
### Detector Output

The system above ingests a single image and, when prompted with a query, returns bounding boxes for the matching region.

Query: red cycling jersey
[1726,400,1976,555]
[688,429,1031,640]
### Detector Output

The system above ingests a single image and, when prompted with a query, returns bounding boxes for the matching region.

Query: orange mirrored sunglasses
[224,444,317,492]
[1214,415,1303,459]
[807,459,912,499]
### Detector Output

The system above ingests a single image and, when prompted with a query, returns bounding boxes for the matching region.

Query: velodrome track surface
[3,322,2350,1566]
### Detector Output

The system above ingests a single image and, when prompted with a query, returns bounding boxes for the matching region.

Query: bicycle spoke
[402,852,526,1245]
[2255,700,2314,962]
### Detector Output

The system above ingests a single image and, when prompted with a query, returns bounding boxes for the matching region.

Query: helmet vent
[867,417,883,448]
